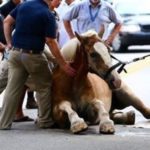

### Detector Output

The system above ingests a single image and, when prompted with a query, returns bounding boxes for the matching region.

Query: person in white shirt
[56,0,80,48]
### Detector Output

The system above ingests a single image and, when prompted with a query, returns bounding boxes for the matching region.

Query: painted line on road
[120,57,150,77]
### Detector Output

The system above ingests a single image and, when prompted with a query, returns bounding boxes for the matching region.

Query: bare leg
[26,90,38,109]
[14,86,33,122]
[15,86,26,119]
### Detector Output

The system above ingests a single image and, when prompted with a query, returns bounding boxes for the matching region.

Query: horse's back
[61,38,80,61]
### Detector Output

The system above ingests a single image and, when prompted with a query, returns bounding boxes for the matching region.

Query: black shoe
[26,98,38,109]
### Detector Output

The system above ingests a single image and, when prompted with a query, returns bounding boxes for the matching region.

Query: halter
[105,54,150,78]
[89,54,150,80]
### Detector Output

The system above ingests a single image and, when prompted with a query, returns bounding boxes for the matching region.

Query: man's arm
[46,37,76,76]
[63,20,75,39]
[3,15,15,49]
[105,23,122,46]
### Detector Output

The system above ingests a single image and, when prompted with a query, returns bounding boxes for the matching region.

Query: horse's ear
[75,31,83,42]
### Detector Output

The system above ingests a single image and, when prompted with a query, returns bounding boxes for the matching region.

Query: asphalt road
[0,50,150,150]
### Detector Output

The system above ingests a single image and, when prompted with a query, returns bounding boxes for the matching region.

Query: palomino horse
[51,30,122,134]
[50,30,150,134]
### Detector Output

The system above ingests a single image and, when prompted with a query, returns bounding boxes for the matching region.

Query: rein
[106,54,150,76]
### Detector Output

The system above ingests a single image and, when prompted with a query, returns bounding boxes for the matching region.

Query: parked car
[112,0,150,52]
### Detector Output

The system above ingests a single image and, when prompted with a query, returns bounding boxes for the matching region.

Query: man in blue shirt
[0,0,37,113]
[0,0,75,130]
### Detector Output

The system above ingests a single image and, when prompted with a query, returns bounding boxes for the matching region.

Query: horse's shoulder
[87,73,111,96]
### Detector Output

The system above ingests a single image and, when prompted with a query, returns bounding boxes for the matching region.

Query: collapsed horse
[48,30,150,134]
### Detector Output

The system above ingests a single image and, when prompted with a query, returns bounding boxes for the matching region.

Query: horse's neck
[70,44,89,89]
[71,44,89,75]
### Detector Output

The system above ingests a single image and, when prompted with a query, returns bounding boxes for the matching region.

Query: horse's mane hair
[81,30,99,38]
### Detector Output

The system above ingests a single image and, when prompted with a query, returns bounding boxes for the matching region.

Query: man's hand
[6,43,12,50]
[0,42,6,53]
[104,35,114,46]
[60,63,76,77]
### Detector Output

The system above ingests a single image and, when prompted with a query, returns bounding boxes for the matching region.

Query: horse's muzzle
[108,76,121,90]
[112,78,121,89]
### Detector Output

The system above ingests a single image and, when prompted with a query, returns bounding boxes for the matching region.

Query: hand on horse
[61,63,76,77]
[6,43,12,50]
[0,42,6,53]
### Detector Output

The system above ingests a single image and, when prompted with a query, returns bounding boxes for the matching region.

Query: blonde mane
[61,30,100,61]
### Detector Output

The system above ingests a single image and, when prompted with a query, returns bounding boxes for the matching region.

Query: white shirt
[63,0,122,40]
[56,0,80,48]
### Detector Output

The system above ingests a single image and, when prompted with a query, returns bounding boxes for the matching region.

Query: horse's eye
[90,52,99,58]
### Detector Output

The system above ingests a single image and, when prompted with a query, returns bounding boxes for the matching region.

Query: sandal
[13,116,34,122]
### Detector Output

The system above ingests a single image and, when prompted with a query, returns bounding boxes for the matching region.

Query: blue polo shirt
[10,0,57,52]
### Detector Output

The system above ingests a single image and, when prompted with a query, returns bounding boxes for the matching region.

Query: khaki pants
[0,50,53,129]
[0,59,8,94]
[0,58,38,94]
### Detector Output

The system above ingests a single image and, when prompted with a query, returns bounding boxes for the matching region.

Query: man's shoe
[13,116,34,122]
[35,119,55,129]
[26,98,38,109]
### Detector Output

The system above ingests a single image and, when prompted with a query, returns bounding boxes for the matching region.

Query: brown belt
[12,47,42,54]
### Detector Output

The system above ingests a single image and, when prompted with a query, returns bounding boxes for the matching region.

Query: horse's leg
[112,81,150,119]
[91,99,115,134]
[110,110,135,125]
[54,101,88,134]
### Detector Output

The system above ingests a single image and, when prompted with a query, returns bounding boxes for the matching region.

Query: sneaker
[26,98,38,109]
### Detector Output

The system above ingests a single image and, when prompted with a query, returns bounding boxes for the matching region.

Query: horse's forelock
[81,30,98,38]
[93,42,112,66]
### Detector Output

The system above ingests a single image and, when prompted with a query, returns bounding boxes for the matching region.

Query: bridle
[80,36,150,81]
[89,53,150,80]
[105,54,150,78]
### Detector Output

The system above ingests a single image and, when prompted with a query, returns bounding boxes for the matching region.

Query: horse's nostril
[113,79,121,89]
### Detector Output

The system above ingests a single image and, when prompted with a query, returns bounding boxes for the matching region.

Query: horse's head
[75,30,121,90]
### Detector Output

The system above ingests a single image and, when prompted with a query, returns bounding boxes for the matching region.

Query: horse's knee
[52,106,70,128]
[85,101,105,124]
[85,105,99,124]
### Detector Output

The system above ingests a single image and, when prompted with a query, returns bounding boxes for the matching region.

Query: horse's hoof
[142,108,150,119]
[112,110,135,125]
[71,119,88,134]
[99,120,115,134]
[125,110,135,125]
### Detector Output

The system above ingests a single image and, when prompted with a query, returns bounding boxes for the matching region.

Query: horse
[45,30,150,134]
[51,30,122,134]
[60,33,150,123]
